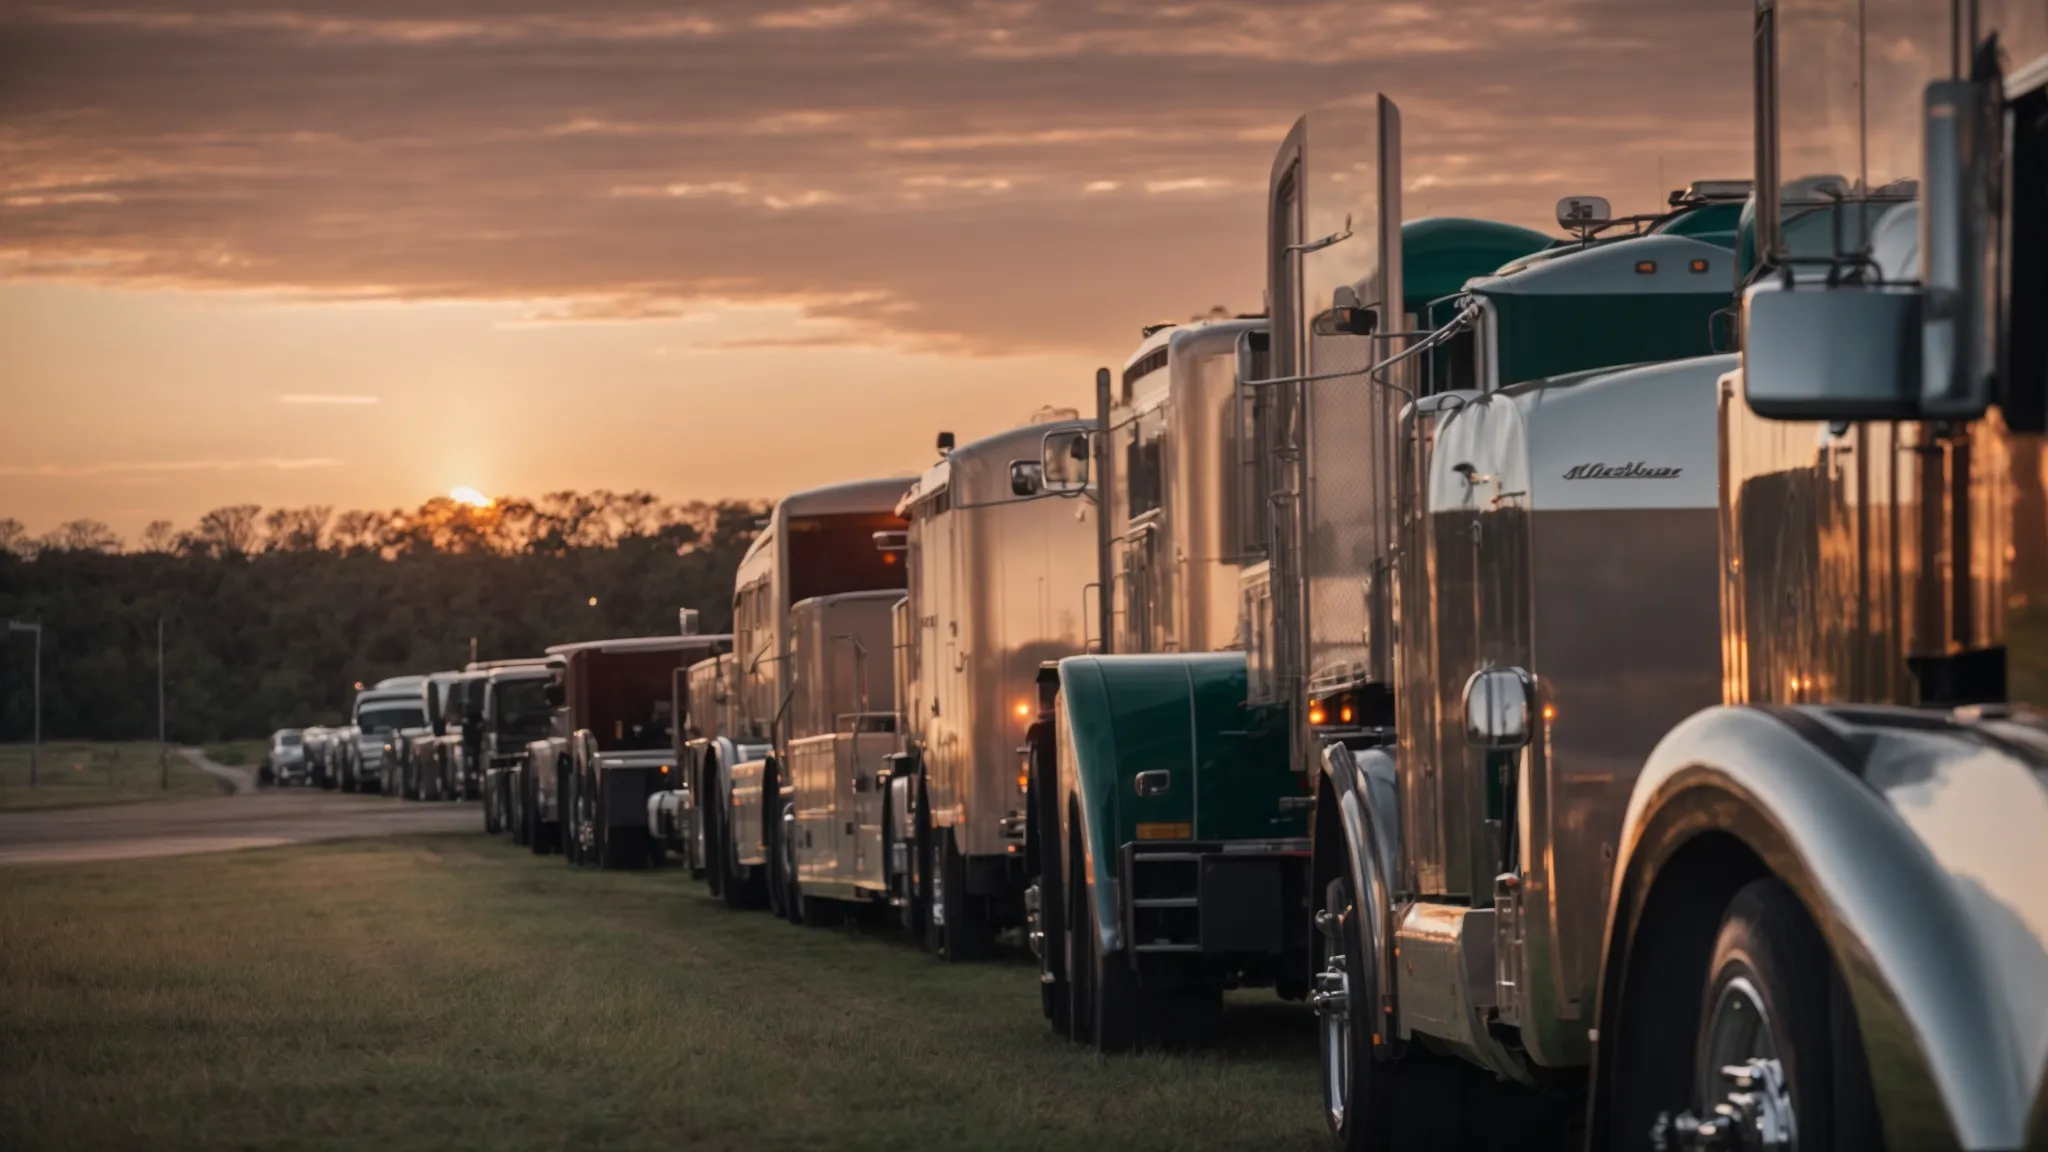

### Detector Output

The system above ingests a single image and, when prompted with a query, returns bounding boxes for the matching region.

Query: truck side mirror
[1311,304,1378,337]
[544,679,565,708]
[1741,279,1924,419]
[1009,460,1044,497]
[1462,666,1533,751]
[1039,428,1090,494]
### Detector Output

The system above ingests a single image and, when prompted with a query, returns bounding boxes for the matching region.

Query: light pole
[158,617,167,790]
[8,620,41,789]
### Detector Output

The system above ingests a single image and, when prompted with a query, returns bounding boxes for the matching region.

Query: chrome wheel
[1660,974,1795,1151]
[1313,889,1354,1133]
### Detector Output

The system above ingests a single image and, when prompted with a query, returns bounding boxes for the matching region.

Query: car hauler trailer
[707,478,911,917]
[877,418,1098,958]
[552,629,732,870]
[1300,8,2048,1148]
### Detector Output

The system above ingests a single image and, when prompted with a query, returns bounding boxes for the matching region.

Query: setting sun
[450,486,492,509]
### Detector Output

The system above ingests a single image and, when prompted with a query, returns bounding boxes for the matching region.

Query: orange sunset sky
[2,0,1751,542]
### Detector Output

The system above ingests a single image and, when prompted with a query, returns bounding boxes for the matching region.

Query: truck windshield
[280,733,302,747]
[788,512,907,605]
[357,705,425,735]
[494,677,555,739]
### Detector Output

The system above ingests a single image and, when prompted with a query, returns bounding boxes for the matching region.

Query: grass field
[0,741,226,811]
[0,833,1327,1152]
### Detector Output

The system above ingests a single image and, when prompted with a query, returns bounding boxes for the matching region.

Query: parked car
[262,728,307,787]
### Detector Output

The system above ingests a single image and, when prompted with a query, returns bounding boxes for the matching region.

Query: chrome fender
[1318,741,1401,1054]
[1594,704,2048,1151]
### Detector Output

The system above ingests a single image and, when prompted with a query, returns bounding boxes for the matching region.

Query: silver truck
[343,683,427,794]
[1291,6,2048,1146]
[388,671,466,801]
[707,477,913,918]
[879,418,1098,958]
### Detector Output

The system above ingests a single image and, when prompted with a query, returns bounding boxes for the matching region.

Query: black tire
[774,799,805,924]
[916,782,942,953]
[703,765,726,899]
[717,783,764,911]
[1322,874,1393,1151]
[1607,877,1877,1152]
[1064,823,1094,1045]
[484,774,504,835]
[341,760,358,793]
[513,773,533,848]
[1088,877,1142,1054]
[938,829,994,962]
[528,766,553,857]
[1030,746,1069,1035]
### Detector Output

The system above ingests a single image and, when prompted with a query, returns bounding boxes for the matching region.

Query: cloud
[0,457,344,478]
[278,393,379,405]
[0,0,1755,353]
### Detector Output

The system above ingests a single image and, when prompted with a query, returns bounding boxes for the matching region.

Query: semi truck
[652,649,770,905]
[552,630,732,870]
[341,681,428,794]
[1029,93,1751,1061]
[875,417,1098,958]
[1293,6,2048,1148]
[386,671,466,801]
[701,478,912,918]
[427,670,486,801]
[468,658,561,842]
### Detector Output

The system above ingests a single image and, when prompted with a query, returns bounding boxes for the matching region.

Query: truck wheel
[1030,752,1069,1035]
[703,767,726,898]
[1685,879,1876,1151]
[775,800,805,924]
[484,775,503,835]
[915,781,941,952]
[938,829,994,963]
[528,768,552,857]
[1064,823,1093,1044]
[1067,821,1141,1051]
[341,761,358,793]
[1320,875,1392,1149]
[712,778,761,906]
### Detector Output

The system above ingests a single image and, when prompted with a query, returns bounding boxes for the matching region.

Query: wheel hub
[1654,973,1795,1151]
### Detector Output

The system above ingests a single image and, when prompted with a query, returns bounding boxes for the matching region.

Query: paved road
[0,791,480,865]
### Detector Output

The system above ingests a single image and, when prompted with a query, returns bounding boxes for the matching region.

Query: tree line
[0,492,765,743]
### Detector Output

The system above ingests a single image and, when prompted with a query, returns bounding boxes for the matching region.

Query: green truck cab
[1026,211,1558,1051]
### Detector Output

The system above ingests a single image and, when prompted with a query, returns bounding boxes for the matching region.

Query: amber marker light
[1690,258,1711,274]
[1542,704,1556,722]
[1015,701,1031,719]
[1308,704,1327,725]
[1635,260,1657,274]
